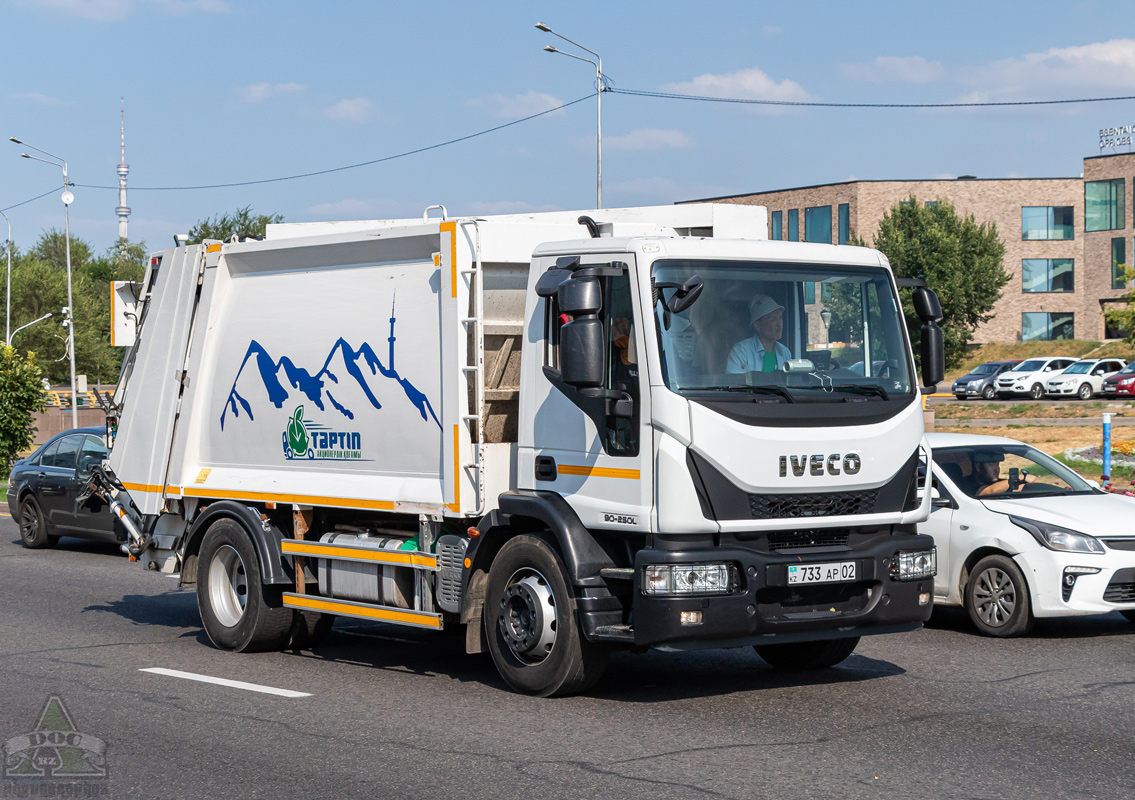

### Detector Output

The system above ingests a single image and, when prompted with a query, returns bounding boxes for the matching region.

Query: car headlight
[1010,516,1105,554]
[643,563,734,596]
[892,548,936,580]
[1121,378,1134,386]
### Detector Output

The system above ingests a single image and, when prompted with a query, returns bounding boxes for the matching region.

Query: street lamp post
[1,209,10,345]
[7,313,52,347]
[536,22,605,209]
[10,137,78,430]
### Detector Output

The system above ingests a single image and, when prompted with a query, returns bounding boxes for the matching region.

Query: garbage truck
[92,202,945,696]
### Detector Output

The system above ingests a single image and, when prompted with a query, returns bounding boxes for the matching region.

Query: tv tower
[115,98,130,243]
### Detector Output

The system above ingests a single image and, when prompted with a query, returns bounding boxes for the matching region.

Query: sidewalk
[936,417,1135,427]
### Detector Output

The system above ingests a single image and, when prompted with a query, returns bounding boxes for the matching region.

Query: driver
[726,294,792,373]
[973,450,1037,496]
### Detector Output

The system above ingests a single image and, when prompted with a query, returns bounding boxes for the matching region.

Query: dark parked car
[951,360,1021,400]
[6,426,121,549]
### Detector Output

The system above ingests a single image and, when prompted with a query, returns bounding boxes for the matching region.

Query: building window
[924,201,938,209]
[771,210,782,240]
[804,282,815,304]
[1022,312,1075,341]
[1085,179,1125,232]
[838,203,849,245]
[1021,206,1074,240]
[1022,259,1074,293]
[804,206,832,244]
[787,209,799,241]
[1113,237,1127,289]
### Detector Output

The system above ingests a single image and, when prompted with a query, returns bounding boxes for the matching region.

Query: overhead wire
[608,87,1135,108]
[1,187,60,213]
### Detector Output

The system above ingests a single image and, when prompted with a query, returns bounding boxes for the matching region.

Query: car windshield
[652,260,914,402]
[1013,359,1048,372]
[1117,363,1135,375]
[934,444,1095,499]
[970,364,1000,375]
[1064,362,1092,374]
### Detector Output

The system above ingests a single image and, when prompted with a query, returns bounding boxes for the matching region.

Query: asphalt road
[1,517,1133,800]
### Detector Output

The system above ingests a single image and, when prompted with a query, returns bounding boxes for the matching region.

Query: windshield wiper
[795,384,890,400]
[682,385,794,403]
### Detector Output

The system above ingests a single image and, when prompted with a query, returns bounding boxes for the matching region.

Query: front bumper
[1045,384,1078,396]
[1103,384,1135,396]
[624,532,935,651]
[1015,546,1135,617]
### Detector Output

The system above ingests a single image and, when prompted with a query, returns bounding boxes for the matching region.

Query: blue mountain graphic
[220,297,441,431]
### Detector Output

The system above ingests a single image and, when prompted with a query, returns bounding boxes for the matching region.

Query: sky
[3,0,1135,254]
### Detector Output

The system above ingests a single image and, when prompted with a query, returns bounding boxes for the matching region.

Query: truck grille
[749,490,878,519]
[767,531,851,551]
[1104,568,1135,603]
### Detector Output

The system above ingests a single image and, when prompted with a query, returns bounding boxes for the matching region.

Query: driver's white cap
[749,294,785,325]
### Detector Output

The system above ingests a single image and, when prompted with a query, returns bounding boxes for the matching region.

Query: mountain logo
[3,696,108,780]
[220,295,440,433]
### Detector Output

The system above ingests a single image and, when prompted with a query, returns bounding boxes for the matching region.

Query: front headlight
[643,563,733,596]
[892,548,936,580]
[1010,516,1105,554]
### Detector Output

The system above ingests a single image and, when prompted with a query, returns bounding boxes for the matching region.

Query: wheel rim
[208,544,248,628]
[497,568,557,664]
[973,567,1016,627]
[19,503,39,543]
[1031,385,1043,399]
[983,386,994,399]
[1079,384,1091,399]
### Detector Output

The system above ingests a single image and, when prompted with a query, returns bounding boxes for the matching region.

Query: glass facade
[770,210,782,240]
[804,206,832,243]
[838,203,849,245]
[1085,179,1125,231]
[804,281,815,304]
[1113,237,1127,289]
[1021,259,1074,293]
[787,209,799,241]
[1022,312,1075,341]
[1021,206,1074,240]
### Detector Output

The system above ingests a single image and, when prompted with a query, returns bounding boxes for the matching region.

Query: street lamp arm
[546,47,598,71]
[7,313,51,347]
[536,24,602,64]
[11,138,67,171]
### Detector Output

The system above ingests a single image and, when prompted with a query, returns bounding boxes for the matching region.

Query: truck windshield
[652,260,914,402]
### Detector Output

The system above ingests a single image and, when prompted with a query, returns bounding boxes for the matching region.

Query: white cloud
[608,177,734,205]
[661,67,815,113]
[605,129,694,153]
[762,25,782,37]
[475,91,565,119]
[237,82,305,103]
[933,172,956,180]
[23,0,228,20]
[303,198,411,218]
[323,98,372,123]
[13,93,64,106]
[967,39,1135,95]
[460,201,562,215]
[840,56,944,84]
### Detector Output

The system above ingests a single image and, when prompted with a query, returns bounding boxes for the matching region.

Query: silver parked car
[952,360,1021,400]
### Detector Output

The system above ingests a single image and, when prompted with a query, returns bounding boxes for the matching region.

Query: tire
[286,610,334,649]
[484,534,609,697]
[981,385,996,400]
[964,555,1034,637]
[18,496,58,549]
[1121,610,1135,624]
[196,519,293,652]
[1077,383,1093,400]
[1029,383,1044,400]
[754,637,860,671]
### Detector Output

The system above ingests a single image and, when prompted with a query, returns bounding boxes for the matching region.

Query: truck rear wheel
[197,519,292,652]
[484,534,608,697]
[754,637,860,670]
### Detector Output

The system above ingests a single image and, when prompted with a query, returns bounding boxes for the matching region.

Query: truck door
[523,261,652,533]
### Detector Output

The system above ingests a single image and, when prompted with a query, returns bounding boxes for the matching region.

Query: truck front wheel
[197,519,292,652]
[754,637,860,670]
[484,534,608,697]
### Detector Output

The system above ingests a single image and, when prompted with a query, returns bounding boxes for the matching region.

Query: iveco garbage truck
[93,202,945,696]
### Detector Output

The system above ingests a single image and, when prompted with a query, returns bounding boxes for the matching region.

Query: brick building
[684,153,1135,343]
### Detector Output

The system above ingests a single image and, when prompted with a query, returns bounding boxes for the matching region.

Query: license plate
[1105,386,1117,393]
[787,562,856,585]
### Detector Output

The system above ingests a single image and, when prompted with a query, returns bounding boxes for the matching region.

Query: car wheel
[964,555,1034,637]
[754,637,860,670]
[196,518,293,652]
[484,534,609,697]
[982,385,996,400]
[1078,383,1093,400]
[18,496,58,549]
[1029,383,1044,400]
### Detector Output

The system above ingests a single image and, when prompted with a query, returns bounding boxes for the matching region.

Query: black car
[6,426,121,549]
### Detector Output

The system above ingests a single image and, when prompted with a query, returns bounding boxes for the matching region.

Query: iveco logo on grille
[779,454,862,477]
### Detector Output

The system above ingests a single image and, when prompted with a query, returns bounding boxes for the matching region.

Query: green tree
[0,346,47,476]
[1104,264,1135,341]
[852,198,1008,369]
[188,206,283,244]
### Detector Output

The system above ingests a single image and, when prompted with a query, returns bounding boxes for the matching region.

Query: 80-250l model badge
[779,453,861,477]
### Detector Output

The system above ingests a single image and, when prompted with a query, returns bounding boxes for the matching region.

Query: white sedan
[920,432,1135,636]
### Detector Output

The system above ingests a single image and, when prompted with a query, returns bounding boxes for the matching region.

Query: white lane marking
[139,668,311,698]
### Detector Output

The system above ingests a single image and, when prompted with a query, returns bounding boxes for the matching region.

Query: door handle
[535,456,558,482]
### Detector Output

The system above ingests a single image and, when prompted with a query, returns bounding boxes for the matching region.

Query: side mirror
[920,321,945,390]
[557,277,605,388]
[912,286,943,323]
